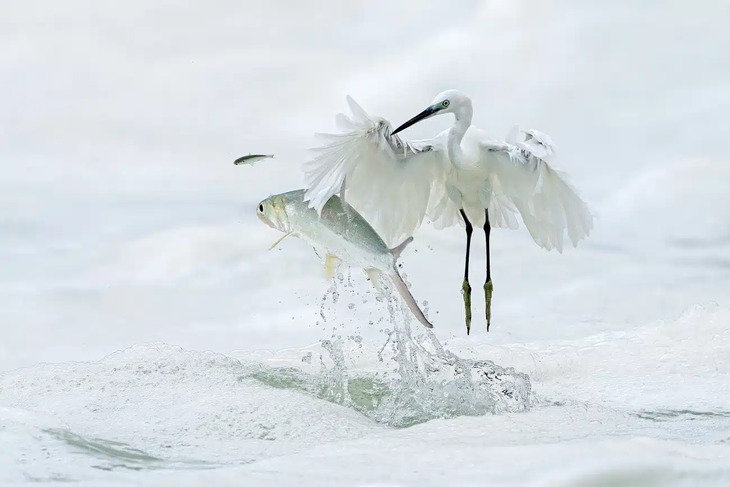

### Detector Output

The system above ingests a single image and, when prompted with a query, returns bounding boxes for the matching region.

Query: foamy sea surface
[2,1,729,485]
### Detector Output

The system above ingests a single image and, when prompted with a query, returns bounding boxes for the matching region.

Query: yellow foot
[484,280,493,332]
[462,280,472,335]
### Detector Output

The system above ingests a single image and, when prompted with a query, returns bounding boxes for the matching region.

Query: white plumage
[303,92,593,251]
[303,89,593,333]
[304,97,445,247]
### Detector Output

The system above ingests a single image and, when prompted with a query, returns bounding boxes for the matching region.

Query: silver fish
[256,189,433,329]
[234,154,274,166]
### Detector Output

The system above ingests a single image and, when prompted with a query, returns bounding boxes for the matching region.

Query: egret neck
[447,99,473,166]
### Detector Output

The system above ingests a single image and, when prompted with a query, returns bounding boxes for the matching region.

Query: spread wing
[303,96,448,246]
[478,127,593,252]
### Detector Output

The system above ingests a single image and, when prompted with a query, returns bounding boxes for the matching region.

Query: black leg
[459,209,473,335]
[484,209,493,331]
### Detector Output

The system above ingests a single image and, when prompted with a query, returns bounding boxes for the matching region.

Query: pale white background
[1,1,729,485]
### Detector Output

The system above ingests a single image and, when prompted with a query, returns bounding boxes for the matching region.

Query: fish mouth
[256,200,290,233]
[255,201,274,228]
[256,211,273,228]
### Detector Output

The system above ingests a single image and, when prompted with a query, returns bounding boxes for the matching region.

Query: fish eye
[442,100,450,107]
[258,204,264,212]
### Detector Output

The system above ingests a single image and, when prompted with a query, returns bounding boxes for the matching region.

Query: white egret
[303,90,593,334]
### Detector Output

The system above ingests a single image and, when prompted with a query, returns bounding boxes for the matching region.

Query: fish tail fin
[389,236,414,260]
[388,268,433,329]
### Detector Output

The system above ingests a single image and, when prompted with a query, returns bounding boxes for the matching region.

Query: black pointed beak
[391,106,439,136]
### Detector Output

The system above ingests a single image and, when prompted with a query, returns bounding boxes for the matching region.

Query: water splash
[251,276,531,427]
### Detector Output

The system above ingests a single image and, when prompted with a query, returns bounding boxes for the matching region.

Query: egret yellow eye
[442,100,450,107]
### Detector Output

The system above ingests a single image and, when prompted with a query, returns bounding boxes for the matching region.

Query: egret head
[391,89,471,135]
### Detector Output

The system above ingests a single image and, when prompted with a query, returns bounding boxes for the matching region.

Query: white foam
[0,344,379,472]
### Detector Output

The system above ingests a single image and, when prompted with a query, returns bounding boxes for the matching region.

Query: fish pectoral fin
[365,268,384,293]
[325,254,342,279]
[268,232,292,251]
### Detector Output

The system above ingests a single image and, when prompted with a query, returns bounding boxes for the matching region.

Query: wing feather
[303,96,447,246]
[480,128,593,252]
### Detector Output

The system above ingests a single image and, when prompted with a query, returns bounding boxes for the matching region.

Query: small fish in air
[233,154,274,166]
[256,189,433,329]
